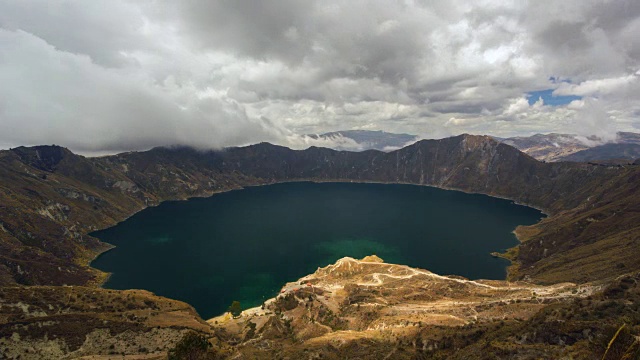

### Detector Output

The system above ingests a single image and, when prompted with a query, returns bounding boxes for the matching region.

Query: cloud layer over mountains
[1,1,639,154]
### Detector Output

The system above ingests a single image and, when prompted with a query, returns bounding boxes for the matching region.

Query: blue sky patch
[527,89,581,106]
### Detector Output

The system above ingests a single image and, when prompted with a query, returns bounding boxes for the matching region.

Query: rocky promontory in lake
[1,134,640,358]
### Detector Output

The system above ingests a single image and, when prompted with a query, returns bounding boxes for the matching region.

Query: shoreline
[88,178,546,310]
[87,185,250,288]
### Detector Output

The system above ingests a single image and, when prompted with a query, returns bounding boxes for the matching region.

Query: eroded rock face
[212,256,595,330]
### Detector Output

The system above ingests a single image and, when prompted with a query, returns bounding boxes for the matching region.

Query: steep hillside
[0,145,264,287]
[559,143,640,162]
[514,166,640,283]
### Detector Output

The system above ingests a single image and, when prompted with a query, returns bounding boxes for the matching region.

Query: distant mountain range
[305,130,418,151]
[496,131,640,162]
[315,130,640,163]
[495,133,591,162]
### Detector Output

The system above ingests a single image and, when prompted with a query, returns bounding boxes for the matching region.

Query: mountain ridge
[1,134,638,286]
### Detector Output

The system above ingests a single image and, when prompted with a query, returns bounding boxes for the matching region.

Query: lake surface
[91,182,543,318]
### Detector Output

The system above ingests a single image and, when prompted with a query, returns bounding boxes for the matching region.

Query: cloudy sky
[1,0,639,154]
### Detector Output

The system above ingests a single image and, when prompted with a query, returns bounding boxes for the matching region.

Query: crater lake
[91,182,543,319]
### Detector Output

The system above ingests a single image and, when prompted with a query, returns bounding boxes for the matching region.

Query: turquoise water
[91,182,543,318]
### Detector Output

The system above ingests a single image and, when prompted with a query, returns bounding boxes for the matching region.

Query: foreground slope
[209,256,638,359]
[0,287,211,359]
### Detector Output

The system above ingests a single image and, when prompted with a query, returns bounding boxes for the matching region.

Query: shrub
[227,301,242,318]
[168,332,215,360]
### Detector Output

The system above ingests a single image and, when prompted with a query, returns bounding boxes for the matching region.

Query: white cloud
[0,0,639,153]
[0,29,280,153]
[553,73,638,97]
[572,99,619,142]
[504,98,531,117]
[286,134,363,151]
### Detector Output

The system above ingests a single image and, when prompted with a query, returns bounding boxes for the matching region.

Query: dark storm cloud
[589,0,640,33]
[172,0,316,63]
[535,21,591,52]
[525,1,640,77]
[169,0,433,91]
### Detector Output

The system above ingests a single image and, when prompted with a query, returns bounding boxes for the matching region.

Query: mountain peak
[11,145,74,172]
